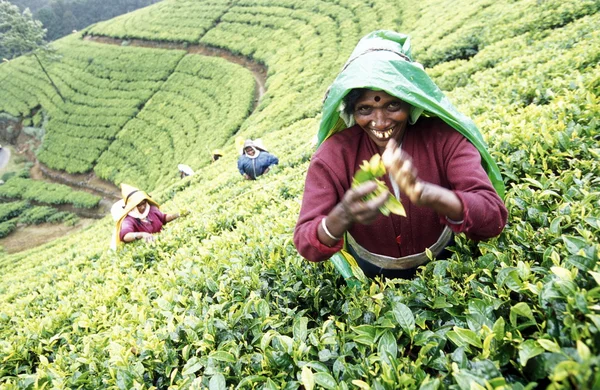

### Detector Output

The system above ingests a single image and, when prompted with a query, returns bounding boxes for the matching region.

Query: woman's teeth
[372,128,394,139]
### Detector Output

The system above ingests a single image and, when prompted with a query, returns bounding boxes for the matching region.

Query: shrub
[0,201,29,223]
[0,219,16,238]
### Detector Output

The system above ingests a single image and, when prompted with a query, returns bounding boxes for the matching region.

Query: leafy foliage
[94,54,255,190]
[34,0,161,41]
[18,205,78,225]
[0,218,16,238]
[0,0,599,388]
[0,0,45,59]
[0,176,100,208]
[0,200,29,223]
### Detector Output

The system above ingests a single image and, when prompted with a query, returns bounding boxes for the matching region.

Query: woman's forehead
[356,89,396,103]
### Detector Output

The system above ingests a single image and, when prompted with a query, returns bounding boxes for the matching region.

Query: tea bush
[0,219,17,238]
[0,177,100,208]
[0,201,29,223]
[94,55,255,190]
[18,206,79,225]
[0,0,599,388]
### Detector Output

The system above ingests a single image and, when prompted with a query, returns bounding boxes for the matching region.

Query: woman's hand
[166,213,180,222]
[340,181,389,225]
[138,232,155,243]
[382,139,424,204]
[382,138,465,221]
[318,181,388,246]
[124,231,155,243]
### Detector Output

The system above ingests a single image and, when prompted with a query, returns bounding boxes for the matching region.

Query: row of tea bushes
[0,0,599,387]
[0,177,100,208]
[94,54,255,190]
[0,36,186,175]
[0,202,78,238]
[86,0,231,43]
[0,34,257,190]
[18,206,78,226]
[400,0,599,68]
[0,175,95,238]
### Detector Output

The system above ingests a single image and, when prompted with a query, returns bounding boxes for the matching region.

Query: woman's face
[353,90,411,151]
[136,200,148,214]
[244,147,256,157]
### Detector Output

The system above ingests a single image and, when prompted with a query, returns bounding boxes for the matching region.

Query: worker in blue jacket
[237,139,279,180]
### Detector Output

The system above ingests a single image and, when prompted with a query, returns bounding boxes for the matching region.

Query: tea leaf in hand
[352,154,406,216]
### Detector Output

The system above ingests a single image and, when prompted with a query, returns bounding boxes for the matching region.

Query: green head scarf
[318,30,505,198]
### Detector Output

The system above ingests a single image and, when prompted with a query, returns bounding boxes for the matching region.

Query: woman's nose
[370,111,388,129]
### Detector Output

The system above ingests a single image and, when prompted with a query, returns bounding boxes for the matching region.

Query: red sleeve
[119,217,136,240]
[441,134,508,240]
[294,156,345,262]
[152,206,167,225]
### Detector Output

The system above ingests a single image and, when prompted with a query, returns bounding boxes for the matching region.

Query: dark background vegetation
[10,0,160,41]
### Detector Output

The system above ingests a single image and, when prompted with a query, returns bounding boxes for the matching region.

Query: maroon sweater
[294,118,507,262]
[119,205,168,240]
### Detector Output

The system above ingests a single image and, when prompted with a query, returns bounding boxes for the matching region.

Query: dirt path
[0,219,96,254]
[84,35,268,108]
[29,161,120,200]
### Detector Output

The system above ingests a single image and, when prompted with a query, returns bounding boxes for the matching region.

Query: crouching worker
[178,164,194,178]
[237,139,279,180]
[212,149,223,162]
[110,183,180,249]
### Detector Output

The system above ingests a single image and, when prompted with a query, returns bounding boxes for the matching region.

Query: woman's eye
[356,106,372,115]
[387,102,402,111]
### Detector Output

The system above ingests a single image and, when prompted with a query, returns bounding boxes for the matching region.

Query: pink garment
[294,118,508,262]
[119,205,168,240]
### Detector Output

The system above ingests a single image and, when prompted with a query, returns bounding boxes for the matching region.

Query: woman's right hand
[319,181,388,246]
[139,232,155,243]
[340,181,388,225]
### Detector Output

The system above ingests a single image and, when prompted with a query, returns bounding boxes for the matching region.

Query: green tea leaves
[352,154,406,217]
[392,303,415,338]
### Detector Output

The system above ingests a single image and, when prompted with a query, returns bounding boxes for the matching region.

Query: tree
[0,0,63,101]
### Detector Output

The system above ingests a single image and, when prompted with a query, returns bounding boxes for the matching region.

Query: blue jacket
[237,152,279,179]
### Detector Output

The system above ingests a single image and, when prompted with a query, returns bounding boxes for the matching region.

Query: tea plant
[0,177,100,208]
[0,0,599,388]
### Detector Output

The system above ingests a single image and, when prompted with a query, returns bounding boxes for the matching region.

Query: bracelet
[321,217,342,241]
[445,216,464,225]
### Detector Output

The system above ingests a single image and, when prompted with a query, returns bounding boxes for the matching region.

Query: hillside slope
[0,0,599,388]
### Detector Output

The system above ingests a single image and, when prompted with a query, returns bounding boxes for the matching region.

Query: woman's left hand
[382,138,424,204]
[382,139,465,221]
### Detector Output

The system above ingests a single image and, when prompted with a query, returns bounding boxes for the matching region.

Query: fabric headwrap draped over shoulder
[318,30,505,198]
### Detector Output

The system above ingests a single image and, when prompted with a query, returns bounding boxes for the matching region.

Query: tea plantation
[0,0,599,388]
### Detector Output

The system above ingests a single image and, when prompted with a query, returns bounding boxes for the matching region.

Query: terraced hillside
[0,0,599,388]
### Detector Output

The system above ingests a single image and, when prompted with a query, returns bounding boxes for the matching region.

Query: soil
[0,218,96,254]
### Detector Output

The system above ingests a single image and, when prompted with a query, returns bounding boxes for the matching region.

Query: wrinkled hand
[179,208,190,218]
[382,139,425,204]
[340,181,388,225]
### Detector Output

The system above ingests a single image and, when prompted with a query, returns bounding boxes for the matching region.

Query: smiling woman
[294,30,508,280]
